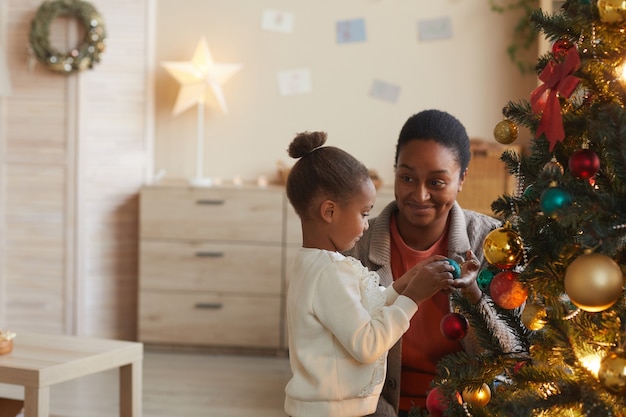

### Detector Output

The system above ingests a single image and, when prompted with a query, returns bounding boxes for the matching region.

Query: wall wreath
[29,0,107,74]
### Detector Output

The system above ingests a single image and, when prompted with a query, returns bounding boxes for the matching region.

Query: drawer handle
[195,302,223,309]
[196,199,225,205]
[195,251,224,258]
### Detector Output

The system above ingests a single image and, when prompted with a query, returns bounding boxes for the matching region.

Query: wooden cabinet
[139,185,396,351]
[138,185,285,350]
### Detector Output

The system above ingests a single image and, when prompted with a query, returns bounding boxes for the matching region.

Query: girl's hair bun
[288,131,327,159]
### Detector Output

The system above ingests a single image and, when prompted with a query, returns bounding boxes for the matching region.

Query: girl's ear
[320,199,335,223]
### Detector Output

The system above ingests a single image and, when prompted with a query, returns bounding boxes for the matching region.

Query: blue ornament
[477,268,495,291]
[540,186,572,217]
[446,258,461,279]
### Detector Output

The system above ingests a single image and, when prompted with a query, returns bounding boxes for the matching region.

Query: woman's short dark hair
[286,131,370,219]
[395,109,471,177]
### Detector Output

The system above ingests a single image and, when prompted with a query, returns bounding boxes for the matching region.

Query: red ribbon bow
[530,47,581,151]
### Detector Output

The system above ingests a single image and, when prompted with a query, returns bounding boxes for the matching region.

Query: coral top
[389,214,463,411]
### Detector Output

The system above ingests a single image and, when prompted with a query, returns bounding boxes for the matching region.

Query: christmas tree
[423,1,626,416]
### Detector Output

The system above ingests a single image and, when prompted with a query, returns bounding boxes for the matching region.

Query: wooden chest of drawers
[139,184,396,352]
[138,185,285,350]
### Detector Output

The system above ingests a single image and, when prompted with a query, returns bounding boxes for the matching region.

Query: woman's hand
[452,250,483,304]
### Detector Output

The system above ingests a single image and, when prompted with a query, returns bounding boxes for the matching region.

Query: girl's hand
[401,256,456,304]
[392,255,448,294]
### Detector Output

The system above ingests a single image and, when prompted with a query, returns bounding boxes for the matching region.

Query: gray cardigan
[346,201,517,416]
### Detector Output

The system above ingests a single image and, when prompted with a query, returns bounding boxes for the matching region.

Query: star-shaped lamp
[162,37,242,185]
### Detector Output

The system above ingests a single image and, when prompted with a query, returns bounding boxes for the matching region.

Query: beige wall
[154,0,537,187]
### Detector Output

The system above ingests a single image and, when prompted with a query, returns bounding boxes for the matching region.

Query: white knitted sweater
[284,249,418,417]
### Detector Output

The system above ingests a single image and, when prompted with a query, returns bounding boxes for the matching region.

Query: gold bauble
[493,119,518,145]
[598,0,626,24]
[564,253,624,312]
[521,303,547,331]
[482,225,524,269]
[598,350,626,394]
[462,383,491,408]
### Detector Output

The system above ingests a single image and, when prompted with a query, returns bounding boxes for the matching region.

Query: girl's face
[330,179,376,252]
[394,139,466,232]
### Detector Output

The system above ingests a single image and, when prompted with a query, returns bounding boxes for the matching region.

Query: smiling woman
[346,109,520,416]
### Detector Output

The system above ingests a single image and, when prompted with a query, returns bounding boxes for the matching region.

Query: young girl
[283,131,477,417]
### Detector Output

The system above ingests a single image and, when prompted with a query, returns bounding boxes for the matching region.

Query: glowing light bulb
[616,57,626,83]
[580,353,602,378]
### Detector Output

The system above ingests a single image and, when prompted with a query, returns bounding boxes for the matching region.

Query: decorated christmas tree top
[423,1,626,416]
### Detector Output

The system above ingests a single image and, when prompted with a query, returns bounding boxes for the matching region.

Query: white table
[0,333,143,417]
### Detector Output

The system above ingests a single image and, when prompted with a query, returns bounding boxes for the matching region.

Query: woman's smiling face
[394,139,466,231]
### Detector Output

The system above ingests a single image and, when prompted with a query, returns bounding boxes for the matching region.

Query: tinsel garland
[29,0,106,74]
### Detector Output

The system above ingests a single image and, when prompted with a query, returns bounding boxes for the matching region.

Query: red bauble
[568,148,600,179]
[489,271,528,309]
[440,312,469,341]
[552,39,573,59]
[426,386,462,417]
